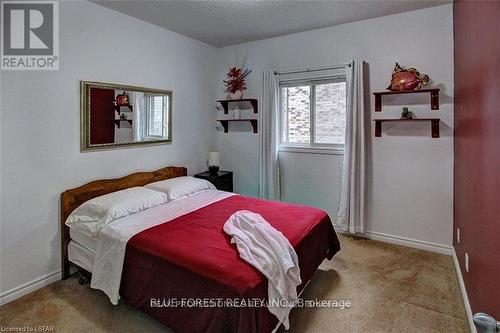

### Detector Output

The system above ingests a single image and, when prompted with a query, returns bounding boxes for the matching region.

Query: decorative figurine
[401,107,413,120]
[387,63,429,91]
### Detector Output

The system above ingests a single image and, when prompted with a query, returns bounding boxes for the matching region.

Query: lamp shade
[208,151,220,166]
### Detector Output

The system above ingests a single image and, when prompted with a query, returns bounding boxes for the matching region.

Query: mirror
[80,81,172,151]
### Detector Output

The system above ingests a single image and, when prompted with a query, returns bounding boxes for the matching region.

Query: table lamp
[208,151,220,175]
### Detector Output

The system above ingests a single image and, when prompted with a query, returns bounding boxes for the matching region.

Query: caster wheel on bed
[78,275,90,285]
[77,268,91,285]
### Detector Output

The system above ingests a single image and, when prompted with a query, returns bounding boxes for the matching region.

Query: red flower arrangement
[224,67,252,94]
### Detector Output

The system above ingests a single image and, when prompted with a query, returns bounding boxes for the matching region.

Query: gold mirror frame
[80,80,173,152]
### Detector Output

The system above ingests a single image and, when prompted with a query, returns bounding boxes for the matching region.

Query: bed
[61,166,340,333]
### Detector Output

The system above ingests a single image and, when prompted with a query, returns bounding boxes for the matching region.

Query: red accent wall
[90,88,115,145]
[454,0,500,318]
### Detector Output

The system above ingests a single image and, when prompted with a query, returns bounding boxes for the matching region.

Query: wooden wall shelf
[373,88,440,112]
[114,104,133,114]
[217,119,258,133]
[374,118,440,138]
[217,99,258,114]
[113,119,132,128]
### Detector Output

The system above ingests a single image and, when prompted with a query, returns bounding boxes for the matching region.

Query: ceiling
[94,0,450,47]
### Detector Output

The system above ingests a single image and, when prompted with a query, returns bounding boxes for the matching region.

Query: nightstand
[194,171,233,192]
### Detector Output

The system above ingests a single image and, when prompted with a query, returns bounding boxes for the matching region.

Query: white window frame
[279,75,347,155]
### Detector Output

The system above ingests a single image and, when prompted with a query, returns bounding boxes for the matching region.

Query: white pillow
[65,187,168,237]
[145,176,216,201]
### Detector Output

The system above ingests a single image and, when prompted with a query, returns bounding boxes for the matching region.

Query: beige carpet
[0,235,469,333]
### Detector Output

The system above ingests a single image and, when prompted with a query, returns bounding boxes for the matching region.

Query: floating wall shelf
[217,119,258,134]
[217,99,258,114]
[114,104,133,114]
[374,118,440,138]
[373,88,440,112]
[113,119,132,128]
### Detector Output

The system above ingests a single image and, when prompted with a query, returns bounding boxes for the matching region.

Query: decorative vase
[228,90,243,100]
[233,106,240,119]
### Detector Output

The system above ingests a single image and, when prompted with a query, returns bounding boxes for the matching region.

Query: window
[280,78,346,150]
[145,94,168,138]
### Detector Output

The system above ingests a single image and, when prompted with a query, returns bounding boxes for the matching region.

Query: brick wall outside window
[315,82,346,144]
[281,81,346,145]
[281,86,310,143]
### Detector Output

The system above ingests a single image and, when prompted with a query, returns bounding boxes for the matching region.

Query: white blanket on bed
[223,210,302,330]
[90,190,236,305]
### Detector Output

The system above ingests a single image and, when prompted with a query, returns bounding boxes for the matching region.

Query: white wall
[215,5,454,250]
[0,1,217,300]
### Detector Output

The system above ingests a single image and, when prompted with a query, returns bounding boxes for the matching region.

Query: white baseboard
[452,249,477,333]
[361,230,454,255]
[0,270,61,306]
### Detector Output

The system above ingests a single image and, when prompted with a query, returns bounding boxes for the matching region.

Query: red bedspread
[120,195,340,333]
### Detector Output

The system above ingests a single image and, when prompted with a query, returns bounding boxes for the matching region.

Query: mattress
[68,240,94,273]
[69,227,98,272]
[70,228,98,252]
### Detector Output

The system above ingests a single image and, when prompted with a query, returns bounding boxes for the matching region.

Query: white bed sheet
[90,189,236,305]
[70,228,98,252]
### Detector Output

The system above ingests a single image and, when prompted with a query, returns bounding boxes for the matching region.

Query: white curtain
[337,59,366,234]
[132,92,143,141]
[258,70,281,200]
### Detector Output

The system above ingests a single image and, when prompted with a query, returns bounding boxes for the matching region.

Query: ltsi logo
[1,1,59,70]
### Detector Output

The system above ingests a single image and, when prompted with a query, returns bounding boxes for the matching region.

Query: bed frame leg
[62,259,71,280]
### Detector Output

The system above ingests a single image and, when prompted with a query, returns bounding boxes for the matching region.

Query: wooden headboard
[60,166,187,279]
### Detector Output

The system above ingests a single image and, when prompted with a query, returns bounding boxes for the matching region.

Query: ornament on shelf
[387,63,429,91]
[401,107,413,120]
[233,106,240,119]
[116,91,129,106]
